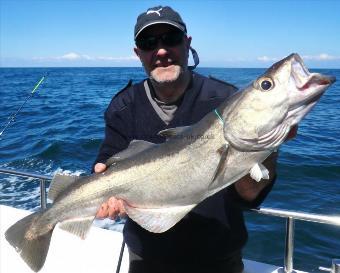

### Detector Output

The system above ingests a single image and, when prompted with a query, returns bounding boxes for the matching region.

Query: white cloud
[59,52,82,60]
[257,53,340,62]
[80,54,94,61]
[302,53,340,61]
[257,56,279,62]
[32,52,138,62]
[97,55,139,61]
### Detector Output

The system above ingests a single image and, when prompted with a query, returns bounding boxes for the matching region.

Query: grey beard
[150,65,183,84]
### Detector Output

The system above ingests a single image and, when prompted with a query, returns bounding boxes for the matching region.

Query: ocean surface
[0,67,339,272]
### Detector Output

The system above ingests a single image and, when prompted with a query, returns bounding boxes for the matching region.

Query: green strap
[214,109,224,125]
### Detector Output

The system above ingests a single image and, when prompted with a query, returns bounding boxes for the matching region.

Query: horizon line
[1,66,339,70]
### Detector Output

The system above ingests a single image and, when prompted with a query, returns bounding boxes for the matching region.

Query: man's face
[134,24,192,83]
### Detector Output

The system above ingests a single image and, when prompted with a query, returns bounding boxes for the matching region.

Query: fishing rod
[0,75,46,138]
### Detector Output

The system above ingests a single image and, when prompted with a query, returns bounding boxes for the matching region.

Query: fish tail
[5,211,54,272]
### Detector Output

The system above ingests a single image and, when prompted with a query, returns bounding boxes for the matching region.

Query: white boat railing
[0,167,49,209]
[0,167,339,273]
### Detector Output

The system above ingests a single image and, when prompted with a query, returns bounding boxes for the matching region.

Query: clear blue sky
[1,0,339,68]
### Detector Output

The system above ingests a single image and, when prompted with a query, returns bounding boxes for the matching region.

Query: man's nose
[155,47,169,57]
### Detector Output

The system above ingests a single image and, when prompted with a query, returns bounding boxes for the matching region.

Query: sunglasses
[135,31,185,51]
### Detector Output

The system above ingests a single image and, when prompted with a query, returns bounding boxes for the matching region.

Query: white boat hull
[0,205,307,273]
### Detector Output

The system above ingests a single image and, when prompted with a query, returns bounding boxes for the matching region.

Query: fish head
[223,53,336,151]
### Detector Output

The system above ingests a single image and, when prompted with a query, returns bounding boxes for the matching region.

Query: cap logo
[146,7,162,16]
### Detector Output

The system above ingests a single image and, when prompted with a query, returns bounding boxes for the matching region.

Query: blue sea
[0,67,339,272]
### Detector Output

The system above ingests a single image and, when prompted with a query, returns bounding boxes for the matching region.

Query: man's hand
[94,162,107,173]
[94,163,127,219]
[234,152,278,202]
[96,196,126,219]
[234,125,298,202]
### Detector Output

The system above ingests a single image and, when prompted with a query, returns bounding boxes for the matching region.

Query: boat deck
[0,205,307,273]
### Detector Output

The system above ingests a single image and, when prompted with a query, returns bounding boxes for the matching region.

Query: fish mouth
[290,54,335,99]
[295,73,335,103]
[235,54,335,152]
[224,53,335,152]
[298,73,335,91]
[286,54,336,122]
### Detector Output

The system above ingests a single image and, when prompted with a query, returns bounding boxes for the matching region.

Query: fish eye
[259,78,274,91]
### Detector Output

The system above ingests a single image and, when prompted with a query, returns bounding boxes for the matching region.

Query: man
[93,6,288,273]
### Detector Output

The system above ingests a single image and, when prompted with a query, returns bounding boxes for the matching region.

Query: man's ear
[186,36,192,51]
[134,47,140,58]
[185,36,192,59]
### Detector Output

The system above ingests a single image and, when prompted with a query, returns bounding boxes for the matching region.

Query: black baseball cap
[134,6,187,39]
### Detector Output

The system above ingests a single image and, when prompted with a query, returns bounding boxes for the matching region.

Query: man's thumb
[94,163,107,173]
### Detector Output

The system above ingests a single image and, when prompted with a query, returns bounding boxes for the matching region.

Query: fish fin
[157,126,191,138]
[48,173,79,201]
[58,216,95,239]
[209,144,229,186]
[5,211,54,272]
[124,202,195,233]
[106,140,157,166]
[249,163,270,182]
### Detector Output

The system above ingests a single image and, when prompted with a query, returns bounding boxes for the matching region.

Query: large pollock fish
[5,53,335,271]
